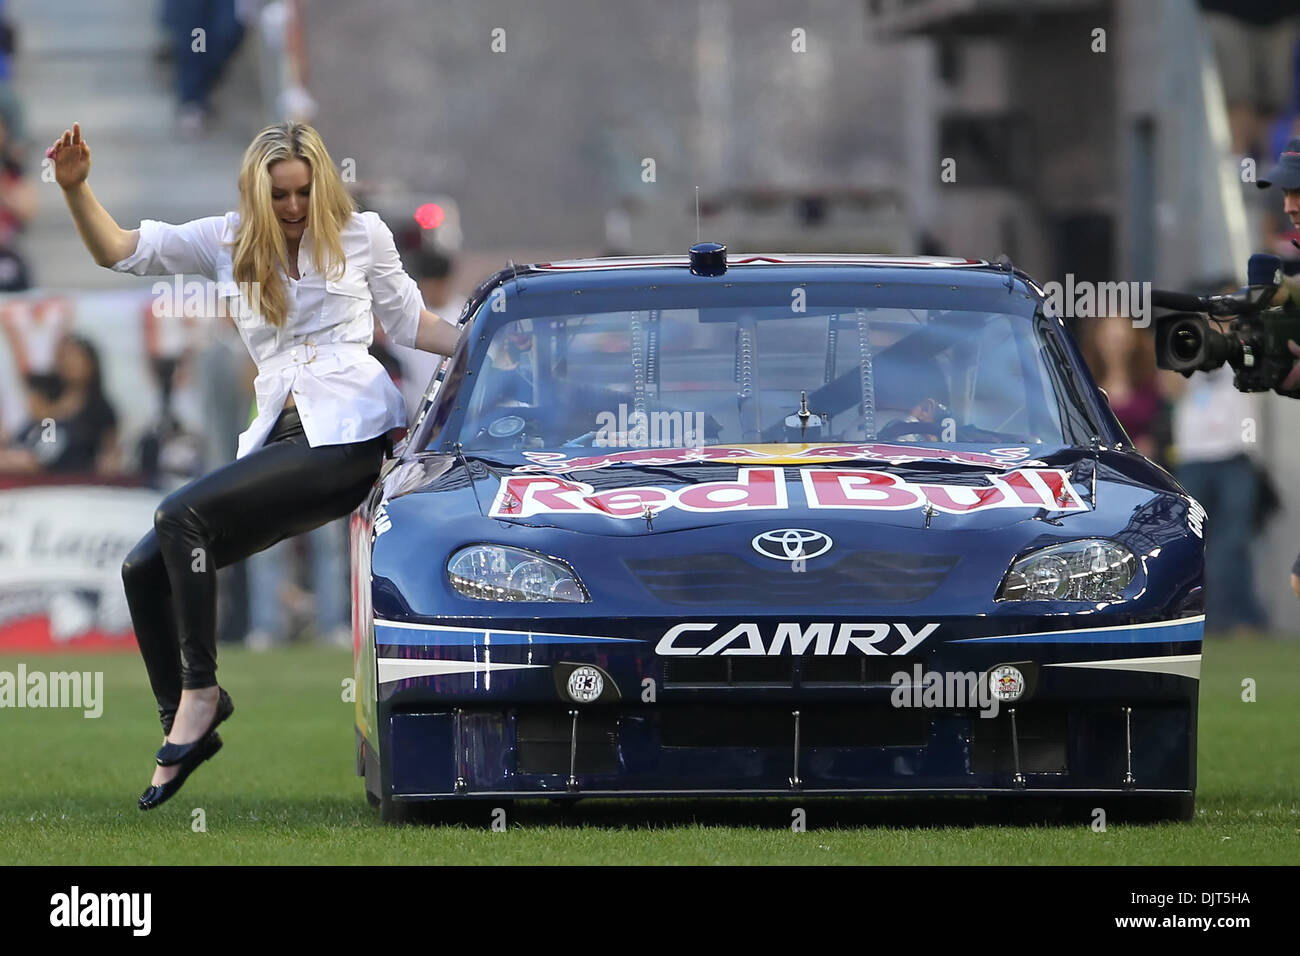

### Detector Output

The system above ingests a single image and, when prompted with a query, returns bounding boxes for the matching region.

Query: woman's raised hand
[47,122,91,190]
[50,121,136,268]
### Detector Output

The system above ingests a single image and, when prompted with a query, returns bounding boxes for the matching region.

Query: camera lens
[1158,315,1231,372]
[1171,326,1202,363]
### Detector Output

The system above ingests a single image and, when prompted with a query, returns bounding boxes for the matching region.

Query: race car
[350,243,1205,823]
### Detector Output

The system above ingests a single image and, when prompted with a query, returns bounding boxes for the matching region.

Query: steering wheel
[875,415,1029,443]
[876,416,943,442]
[464,412,529,450]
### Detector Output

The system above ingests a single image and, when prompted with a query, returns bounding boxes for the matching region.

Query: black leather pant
[120,404,389,732]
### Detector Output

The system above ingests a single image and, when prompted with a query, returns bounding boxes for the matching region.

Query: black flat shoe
[138,731,222,810]
[155,687,234,766]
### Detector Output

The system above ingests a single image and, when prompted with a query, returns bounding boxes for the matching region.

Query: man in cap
[1258,137,1300,392]
[1255,138,1300,607]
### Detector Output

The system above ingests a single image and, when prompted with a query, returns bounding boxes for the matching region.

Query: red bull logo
[489,466,1087,518]
[988,665,1026,702]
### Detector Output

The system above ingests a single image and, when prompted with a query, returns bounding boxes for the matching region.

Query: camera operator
[1256,138,1300,606]
[1257,136,1300,391]
[1160,279,1270,637]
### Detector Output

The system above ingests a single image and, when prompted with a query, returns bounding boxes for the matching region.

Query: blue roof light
[689,241,727,276]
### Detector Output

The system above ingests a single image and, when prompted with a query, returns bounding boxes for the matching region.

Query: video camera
[1153,254,1300,395]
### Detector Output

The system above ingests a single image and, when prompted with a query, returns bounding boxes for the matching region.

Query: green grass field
[1,638,1296,864]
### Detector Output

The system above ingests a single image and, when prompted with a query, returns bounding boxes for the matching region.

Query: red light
[414,203,445,230]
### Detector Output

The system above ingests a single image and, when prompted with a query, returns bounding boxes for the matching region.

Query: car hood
[383,442,1172,537]
[372,443,1198,619]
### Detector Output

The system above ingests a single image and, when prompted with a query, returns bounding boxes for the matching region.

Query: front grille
[663,657,793,686]
[662,655,922,687]
[516,709,619,774]
[801,656,920,684]
[660,705,930,748]
[969,705,1068,774]
[627,550,958,606]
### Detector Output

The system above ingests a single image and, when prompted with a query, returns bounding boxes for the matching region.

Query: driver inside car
[872,355,954,442]
[878,395,954,442]
[479,325,535,410]
[463,325,537,446]
[469,323,648,446]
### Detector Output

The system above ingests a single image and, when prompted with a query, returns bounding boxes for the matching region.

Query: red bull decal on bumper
[513,443,1047,473]
[488,466,1088,518]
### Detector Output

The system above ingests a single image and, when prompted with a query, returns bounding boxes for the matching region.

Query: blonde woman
[48,121,463,809]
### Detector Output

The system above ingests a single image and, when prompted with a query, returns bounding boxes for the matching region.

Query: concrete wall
[303,0,910,253]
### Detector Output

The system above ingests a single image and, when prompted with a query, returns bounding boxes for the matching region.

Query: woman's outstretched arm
[414,308,464,356]
[49,123,139,267]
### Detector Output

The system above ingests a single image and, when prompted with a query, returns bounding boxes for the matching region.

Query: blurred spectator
[1079,316,1164,462]
[136,358,206,488]
[1159,277,1270,639]
[0,112,36,291]
[0,334,120,474]
[0,1,26,148]
[0,344,22,442]
[385,248,465,421]
[160,0,252,137]
[1161,363,1269,639]
[0,296,74,417]
[1199,1,1298,161]
[243,518,351,650]
[136,297,208,488]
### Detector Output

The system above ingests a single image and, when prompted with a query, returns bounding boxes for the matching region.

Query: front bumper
[382,701,1194,798]
[365,613,1202,800]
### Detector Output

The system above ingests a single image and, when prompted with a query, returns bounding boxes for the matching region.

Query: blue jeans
[162,0,245,108]
[1176,454,1268,632]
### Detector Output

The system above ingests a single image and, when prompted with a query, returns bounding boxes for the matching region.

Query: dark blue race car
[349,245,1205,823]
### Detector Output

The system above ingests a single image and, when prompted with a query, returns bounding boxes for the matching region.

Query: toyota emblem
[751,529,833,562]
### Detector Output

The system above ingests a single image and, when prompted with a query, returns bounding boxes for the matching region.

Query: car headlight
[997,539,1136,602]
[448,545,589,602]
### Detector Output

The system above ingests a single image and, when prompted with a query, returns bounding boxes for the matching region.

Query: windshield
[432,292,1073,453]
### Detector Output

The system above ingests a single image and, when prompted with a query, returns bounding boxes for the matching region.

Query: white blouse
[111,209,425,459]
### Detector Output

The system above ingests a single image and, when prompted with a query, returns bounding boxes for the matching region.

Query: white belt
[258,340,369,374]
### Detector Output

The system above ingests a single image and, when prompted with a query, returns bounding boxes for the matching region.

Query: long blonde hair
[231,122,356,328]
